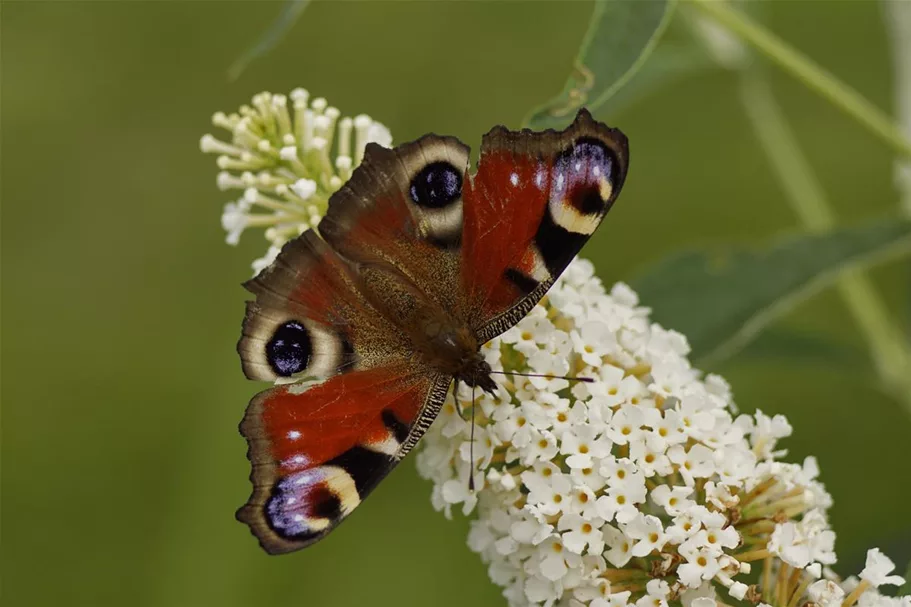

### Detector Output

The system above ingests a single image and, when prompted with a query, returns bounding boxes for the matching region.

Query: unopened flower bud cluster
[416,259,909,607]
[200,89,391,273]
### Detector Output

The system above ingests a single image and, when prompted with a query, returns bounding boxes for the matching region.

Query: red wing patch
[461,144,550,318]
[460,109,629,335]
[237,367,447,554]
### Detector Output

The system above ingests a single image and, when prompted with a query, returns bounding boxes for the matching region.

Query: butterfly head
[457,356,497,395]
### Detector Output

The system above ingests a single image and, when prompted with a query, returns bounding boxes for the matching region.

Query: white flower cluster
[201,89,908,607]
[200,89,392,273]
[416,259,909,607]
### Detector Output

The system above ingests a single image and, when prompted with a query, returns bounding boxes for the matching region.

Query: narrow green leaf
[525,0,676,129]
[595,43,716,119]
[629,218,911,366]
[228,0,311,81]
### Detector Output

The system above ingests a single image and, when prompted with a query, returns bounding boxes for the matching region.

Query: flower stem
[738,519,776,536]
[842,580,871,607]
[785,566,803,607]
[687,0,911,160]
[762,557,774,604]
[740,477,777,507]
[738,69,911,417]
[778,562,791,607]
[245,213,309,227]
[604,568,650,582]
[883,0,911,217]
[787,575,813,607]
[737,548,772,563]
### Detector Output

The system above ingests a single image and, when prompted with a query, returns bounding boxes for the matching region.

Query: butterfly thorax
[418,318,497,394]
[355,262,496,393]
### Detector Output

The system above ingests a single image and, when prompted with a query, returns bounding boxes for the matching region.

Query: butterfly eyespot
[266,320,312,377]
[309,486,343,520]
[409,161,462,208]
[552,137,618,216]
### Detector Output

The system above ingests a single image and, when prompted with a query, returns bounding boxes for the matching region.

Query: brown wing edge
[475,279,555,345]
[481,108,629,187]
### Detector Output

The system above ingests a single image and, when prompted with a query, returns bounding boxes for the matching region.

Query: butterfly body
[235,109,629,554]
[411,318,493,390]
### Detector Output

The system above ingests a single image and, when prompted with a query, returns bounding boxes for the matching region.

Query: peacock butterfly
[235,108,629,554]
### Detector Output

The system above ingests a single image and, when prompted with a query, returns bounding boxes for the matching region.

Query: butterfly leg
[452,378,471,421]
[468,383,477,491]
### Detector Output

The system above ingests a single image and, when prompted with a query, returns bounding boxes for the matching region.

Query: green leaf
[594,42,716,119]
[900,558,911,597]
[525,0,677,129]
[228,0,311,81]
[628,217,911,366]
[734,327,869,370]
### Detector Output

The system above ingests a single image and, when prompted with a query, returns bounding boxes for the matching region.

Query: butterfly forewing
[318,135,470,318]
[461,109,629,341]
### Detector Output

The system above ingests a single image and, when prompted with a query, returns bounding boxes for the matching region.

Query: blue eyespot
[266,320,311,376]
[410,161,462,208]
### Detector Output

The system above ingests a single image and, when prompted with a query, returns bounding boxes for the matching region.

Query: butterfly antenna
[468,384,477,492]
[489,370,595,383]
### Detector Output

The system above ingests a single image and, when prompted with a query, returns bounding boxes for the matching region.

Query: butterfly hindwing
[238,368,451,553]
[461,109,629,340]
[237,229,451,552]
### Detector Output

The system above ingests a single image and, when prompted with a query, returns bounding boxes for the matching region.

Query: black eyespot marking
[381,409,410,444]
[535,208,589,276]
[409,161,462,208]
[266,320,311,377]
[574,185,605,215]
[327,447,392,497]
[505,268,540,295]
[310,488,343,520]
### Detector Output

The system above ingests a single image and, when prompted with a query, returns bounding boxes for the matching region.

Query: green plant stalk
[883,0,911,218]
[688,0,911,161]
[740,70,911,414]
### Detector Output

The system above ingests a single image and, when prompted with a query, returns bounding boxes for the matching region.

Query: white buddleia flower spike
[415,258,911,607]
[201,90,909,607]
[201,88,392,274]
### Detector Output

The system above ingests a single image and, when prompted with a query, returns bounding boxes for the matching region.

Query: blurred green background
[3,1,908,606]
